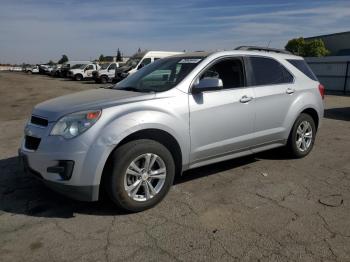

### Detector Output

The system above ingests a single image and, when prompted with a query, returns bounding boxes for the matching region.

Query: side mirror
[192,77,223,93]
[137,64,144,70]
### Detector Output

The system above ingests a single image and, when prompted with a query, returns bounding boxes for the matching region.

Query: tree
[47,60,54,65]
[58,55,68,64]
[99,54,105,62]
[304,39,330,57]
[285,37,305,56]
[137,47,141,53]
[116,49,122,61]
[285,37,329,57]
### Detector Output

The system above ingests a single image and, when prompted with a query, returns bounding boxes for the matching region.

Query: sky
[0,0,349,64]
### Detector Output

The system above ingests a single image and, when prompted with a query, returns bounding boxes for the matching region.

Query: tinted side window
[201,58,245,89]
[246,57,293,86]
[141,58,152,66]
[287,59,318,81]
[108,63,116,70]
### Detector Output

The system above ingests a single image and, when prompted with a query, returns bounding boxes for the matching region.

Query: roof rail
[235,46,292,55]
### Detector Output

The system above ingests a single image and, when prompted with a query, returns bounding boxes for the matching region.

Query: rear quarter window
[246,57,294,86]
[287,59,318,81]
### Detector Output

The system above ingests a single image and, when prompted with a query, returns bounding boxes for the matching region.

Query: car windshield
[78,64,88,69]
[125,57,142,68]
[115,57,203,93]
[100,63,110,70]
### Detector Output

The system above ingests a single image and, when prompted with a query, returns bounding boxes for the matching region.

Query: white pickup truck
[25,65,39,74]
[92,62,119,84]
[68,63,100,81]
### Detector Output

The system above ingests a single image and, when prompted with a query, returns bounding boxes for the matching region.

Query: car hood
[33,89,156,121]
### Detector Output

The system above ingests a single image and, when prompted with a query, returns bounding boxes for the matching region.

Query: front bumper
[18,149,99,201]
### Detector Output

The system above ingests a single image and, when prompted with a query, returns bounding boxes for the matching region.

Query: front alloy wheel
[124,153,166,202]
[106,139,175,212]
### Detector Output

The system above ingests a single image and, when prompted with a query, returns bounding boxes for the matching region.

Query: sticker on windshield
[179,59,202,64]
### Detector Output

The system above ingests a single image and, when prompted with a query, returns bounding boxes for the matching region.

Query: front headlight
[50,110,101,139]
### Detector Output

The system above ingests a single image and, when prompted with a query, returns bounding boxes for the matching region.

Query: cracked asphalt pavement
[0,71,349,261]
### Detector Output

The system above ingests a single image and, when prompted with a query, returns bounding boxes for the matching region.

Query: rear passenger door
[244,56,295,149]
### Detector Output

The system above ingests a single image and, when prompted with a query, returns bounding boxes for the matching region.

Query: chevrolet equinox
[19,47,325,212]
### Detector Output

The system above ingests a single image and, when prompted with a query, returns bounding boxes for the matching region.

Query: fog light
[47,160,74,180]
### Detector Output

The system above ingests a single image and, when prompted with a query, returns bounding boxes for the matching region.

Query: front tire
[74,74,83,81]
[287,113,316,158]
[105,139,175,212]
[100,76,108,84]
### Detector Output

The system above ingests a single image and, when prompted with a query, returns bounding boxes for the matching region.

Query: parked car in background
[113,51,183,82]
[24,65,39,74]
[49,64,62,77]
[9,66,23,71]
[38,64,53,74]
[92,62,120,84]
[68,63,100,81]
[60,61,91,78]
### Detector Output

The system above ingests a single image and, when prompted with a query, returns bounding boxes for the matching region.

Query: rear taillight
[318,84,325,99]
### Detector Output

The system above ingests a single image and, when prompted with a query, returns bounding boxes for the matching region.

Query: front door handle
[240,95,253,103]
[286,88,295,94]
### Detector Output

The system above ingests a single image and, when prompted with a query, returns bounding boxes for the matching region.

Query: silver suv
[19,47,324,212]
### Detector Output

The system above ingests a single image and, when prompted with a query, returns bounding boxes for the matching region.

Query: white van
[114,51,183,82]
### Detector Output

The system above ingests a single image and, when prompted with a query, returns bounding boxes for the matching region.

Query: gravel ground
[0,71,349,262]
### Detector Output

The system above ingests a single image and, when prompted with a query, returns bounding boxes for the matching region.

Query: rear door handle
[240,95,253,103]
[286,88,295,94]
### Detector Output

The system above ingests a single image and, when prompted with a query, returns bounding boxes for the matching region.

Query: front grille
[25,136,41,150]
[31,115,48,127]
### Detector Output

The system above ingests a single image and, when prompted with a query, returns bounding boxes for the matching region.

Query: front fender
[84,104,190,186]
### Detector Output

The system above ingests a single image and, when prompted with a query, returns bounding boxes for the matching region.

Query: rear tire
[105,139,175,212]
[287,113,316,158]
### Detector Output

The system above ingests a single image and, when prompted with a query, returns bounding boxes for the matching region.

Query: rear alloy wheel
[106,139,175,212]
[287,113,316,158]
[296,121,313,152]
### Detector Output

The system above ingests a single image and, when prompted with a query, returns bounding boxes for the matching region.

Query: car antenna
[266,40,271,48]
